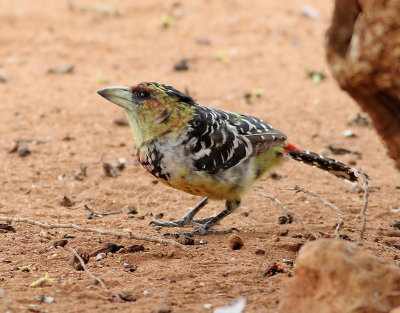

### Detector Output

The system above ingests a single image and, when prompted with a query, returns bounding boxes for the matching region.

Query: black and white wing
[183,106,287,173]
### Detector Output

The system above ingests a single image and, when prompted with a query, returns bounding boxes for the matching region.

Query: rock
[52,239,68,248]
[279,239,400,313]
[95,253,107,261]
[178,235,194,245]
[277,241,303,252]
[228,235,244,250]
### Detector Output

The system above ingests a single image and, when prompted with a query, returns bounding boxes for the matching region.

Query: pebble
[344,129,356,137]
[95,253,107,261]
[178,235,194,245]
[300,4,321,19]
[228,234,244,250]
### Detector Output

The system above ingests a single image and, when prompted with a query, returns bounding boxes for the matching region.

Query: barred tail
[283,143,358,182]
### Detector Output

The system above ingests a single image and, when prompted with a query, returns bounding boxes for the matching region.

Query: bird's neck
[125,106,194,147]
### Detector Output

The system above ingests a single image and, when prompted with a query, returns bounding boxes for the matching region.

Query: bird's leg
[164,200,241,237]
[149,197,210,228]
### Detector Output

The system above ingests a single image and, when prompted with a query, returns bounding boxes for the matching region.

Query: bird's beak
[97,86,133,110]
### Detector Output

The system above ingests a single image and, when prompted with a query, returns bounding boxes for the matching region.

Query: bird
[98,82,359,237]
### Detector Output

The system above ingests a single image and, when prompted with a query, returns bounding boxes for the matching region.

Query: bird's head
[98,82,196,145]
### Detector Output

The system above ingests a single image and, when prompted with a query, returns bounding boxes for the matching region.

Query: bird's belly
[138,143,257,200]
[158,161,255,201]
[160,175,234,200]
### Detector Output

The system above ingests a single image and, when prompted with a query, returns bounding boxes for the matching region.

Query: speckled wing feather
[183,106,287,173]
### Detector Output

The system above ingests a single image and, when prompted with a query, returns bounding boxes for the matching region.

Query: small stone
[60,196,75,207]
[125,244,145,253]
[127,207,138,215]
[392,221,400,230]
[95,253,107,261]
[278,242,303,252]
[344,129,356,138]
[278,214,293,224]
[300,4,321,19]
[118,293,136,302]
[155,212,164,219]
[0,223,16,233]
[204,303,212,309]
[36,294,45,302]
[19,144,31,157]
[107,242,124,253]
[109,292,137,303]
[263,262,287,277]
[52,239,68,248]
[199,239,207,245]
[116,157,126,170]
[102,161,119,178]
[178,235,194,245]
[282,259,294,266]
[255,249,266,255]
[277,229,289,236]
[291,233,303,239]
[44,296,55,304]
[174,58,189,71]
[228,234,244,250]
[143,290,150,296]
[272,236,280,242]
[347,113,370,126]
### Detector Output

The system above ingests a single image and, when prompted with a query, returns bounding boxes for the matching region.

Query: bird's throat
[125,106,194,147]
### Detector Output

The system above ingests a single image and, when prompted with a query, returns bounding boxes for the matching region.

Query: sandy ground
[0,0,399,312]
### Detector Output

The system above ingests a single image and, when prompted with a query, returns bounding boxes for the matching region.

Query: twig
[354,169,369,245]
[377,229,400,237]
[289,184,344,238]
[0,287,19,313]
[256,189,319,240]
[67,247,107,289]
[0,216,186,250]
[84,204,122,217]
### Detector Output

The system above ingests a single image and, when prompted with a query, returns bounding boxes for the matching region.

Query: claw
[164,227,239,238]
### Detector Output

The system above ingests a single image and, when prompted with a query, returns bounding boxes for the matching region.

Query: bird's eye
[137,90,150,100]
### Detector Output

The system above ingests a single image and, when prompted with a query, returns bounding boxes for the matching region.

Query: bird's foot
[149,197,210,228]
[149,216,214,228]
[163,226,239,238]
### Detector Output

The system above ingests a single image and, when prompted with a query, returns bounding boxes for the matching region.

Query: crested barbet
[98,82,359,237]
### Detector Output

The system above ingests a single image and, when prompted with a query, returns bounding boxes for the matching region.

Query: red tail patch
[283,143,301,155]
